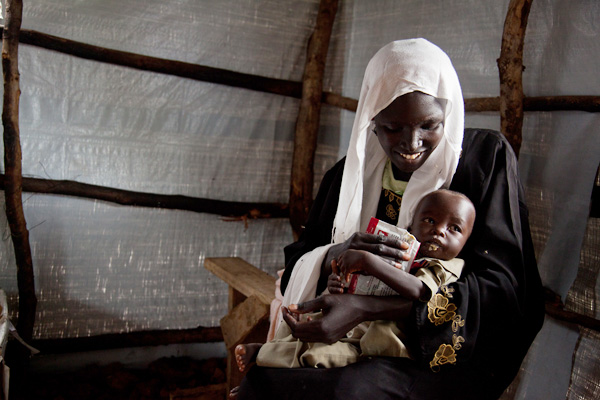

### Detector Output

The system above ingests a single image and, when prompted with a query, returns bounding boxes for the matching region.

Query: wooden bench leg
[222,288,270,394]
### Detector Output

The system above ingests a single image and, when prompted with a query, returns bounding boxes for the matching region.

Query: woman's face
[373,91,445,181]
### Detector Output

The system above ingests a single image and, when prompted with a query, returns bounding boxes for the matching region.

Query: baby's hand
[335,249,372,282]
[327,271,345,294]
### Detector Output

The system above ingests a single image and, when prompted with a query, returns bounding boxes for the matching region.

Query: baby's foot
[235,343,262,372]
[229,386,240,399]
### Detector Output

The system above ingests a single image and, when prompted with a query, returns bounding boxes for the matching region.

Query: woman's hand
[282,294,413,344]
[281,294,365,344]
[323,233,410,274]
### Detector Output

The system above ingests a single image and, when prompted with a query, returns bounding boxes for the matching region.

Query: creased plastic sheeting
[0,0,599,398]
[0,0,341,340]
[566,218,600,400]
[17,46,307,202]
[22,0,317,77]
[0,193,295,338]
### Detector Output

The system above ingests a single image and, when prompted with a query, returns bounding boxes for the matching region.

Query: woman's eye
[423,123,441,131]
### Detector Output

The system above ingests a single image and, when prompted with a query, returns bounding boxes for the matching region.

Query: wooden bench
[204,257,276,393]
[0,290,9,400]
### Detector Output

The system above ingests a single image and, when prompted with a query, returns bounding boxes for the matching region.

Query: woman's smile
[399,151,423,160]
[373,92,446,180]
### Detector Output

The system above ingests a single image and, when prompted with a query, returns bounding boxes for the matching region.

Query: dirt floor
[10,356,227,400]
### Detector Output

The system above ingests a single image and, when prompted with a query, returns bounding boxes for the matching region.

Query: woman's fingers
[288,297,324,314]
[369,235,410,261]
[281,307,299,333]
[331,259,340,275]
[346,232,410,262]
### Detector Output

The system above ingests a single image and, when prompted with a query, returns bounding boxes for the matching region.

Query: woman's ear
[369,120,377,135]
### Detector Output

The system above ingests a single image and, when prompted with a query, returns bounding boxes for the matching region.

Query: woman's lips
[399,151,423,160]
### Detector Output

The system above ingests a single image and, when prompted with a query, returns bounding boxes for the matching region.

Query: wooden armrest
[204,257,278,392]
[204,257,276,305]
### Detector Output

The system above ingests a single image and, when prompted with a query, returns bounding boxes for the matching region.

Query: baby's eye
[450,225,462,233]
[423,217,434,224]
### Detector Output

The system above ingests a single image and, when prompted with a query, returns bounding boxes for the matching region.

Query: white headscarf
[332,38,464,242]
[278,39,464,318]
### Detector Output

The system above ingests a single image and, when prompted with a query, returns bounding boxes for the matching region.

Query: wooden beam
[2,0,37,343]
[8,29,598,116]
[10,28,360,111]
[522,95,600,112]
[322,91,358,112]
[544,288,600,332]
[289,0,339,238]
[497,0,533,156]
[0,175,289,219]
[465,95,600,112]
[30,327,223,354]
[16,28,301,99]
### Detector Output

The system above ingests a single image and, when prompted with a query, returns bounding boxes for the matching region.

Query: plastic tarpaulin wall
[0,0,341,337]
[0,0,599,399]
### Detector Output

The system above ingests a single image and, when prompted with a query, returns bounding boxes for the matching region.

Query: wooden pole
[0,175,289,219]
[497,0,533,157]
[289,0,339,238]
[544,288,600,332]
[465,96,600,113]
[2,0,37,342]
[9,29,599,115]
[10,28,357,110]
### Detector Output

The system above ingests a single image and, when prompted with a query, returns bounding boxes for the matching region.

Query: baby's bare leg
[235,343,262,372]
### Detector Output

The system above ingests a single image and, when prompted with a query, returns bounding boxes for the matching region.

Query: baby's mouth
[423,239,442,252]
[427,243,440,252]
[400,152,423,160]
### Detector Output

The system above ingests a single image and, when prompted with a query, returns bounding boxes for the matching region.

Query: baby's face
[410,193,475,260]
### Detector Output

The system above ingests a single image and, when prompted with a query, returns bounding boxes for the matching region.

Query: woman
[236,39,544,400]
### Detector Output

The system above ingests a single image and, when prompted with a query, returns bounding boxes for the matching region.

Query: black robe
[238,129,545,400]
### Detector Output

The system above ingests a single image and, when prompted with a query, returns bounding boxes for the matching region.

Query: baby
[235,189,476,371]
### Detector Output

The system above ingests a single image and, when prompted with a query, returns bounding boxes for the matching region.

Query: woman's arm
[408,129,544,382]
[281,294,413,344]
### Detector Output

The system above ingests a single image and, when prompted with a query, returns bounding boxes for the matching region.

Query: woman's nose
[401,129,422,151]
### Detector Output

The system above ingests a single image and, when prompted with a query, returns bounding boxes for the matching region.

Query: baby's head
[409,189,476,260]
